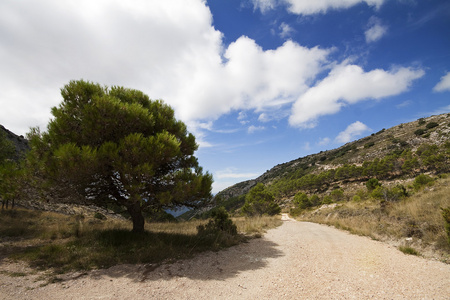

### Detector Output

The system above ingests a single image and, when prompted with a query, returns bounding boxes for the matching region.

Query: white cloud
[433,72,450,92]
[0,0,332,138]
[250,0,277,13]
[248,125,265,133]
[317,137,331,146]
[289,63,425,128]
[279,22,295,38]
[335,121,371,143]
[251,0,385,15]
[365,18,388,43]
[215,168,260,180]
[258,113,271,122]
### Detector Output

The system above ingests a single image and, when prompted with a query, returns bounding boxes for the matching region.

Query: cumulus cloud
[0,0,332,136]
[433,72,450,92]
[289,63,425,128]
[251,0,385,15]
[365,17,388,43]
[335,121,371,143]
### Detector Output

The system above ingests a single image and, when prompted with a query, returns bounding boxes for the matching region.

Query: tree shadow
[85,236,284,282]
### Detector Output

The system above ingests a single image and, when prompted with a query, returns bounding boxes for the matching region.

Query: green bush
[414,129,426,136]
[364,142,375,149]
[426,122,438,129]
[197,207,237,236]
[293,192,311,209]
[413,174,433,190]
[366,178,381,191]
[242,183,280,216]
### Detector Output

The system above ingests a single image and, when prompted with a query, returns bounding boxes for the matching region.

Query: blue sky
[1,0,449,194]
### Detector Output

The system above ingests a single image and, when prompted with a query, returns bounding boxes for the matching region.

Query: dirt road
[2,216,449,299]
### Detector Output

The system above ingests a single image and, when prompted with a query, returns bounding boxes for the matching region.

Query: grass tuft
[399,246,420,256]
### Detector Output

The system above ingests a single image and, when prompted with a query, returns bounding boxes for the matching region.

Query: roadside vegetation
[297,175,450,263]
[0,207,281,274]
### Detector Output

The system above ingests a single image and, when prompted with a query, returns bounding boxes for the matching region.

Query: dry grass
[299,177,450,263]
[0,208,282,274]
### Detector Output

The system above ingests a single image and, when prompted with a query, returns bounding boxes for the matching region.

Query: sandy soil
[1,215,449,299]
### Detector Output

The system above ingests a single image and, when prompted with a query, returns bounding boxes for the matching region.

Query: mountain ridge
[212,112,450,208]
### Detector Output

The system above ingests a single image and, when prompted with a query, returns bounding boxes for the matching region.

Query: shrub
[366,178,381,191]
[364,142,375,149]
[414,129,425,136]
[426,122,439,129]
[322,195,333,204]
[242,183,281,216]
[197,207,237,237]
[418,118,426,126]
[293,192,311,209]
[94,212,107,220]
[413,174,433,190]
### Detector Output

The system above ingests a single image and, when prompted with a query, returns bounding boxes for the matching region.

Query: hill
[194,113,450,216]
[0,125,29,161]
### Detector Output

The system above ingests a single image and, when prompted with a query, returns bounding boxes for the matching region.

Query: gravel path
[1,216,449,299]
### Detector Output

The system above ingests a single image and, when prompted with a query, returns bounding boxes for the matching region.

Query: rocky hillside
[214,113,450,205]
[0,125,29,160]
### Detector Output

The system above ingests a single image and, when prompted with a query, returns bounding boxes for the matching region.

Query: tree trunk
[126,201,145,233]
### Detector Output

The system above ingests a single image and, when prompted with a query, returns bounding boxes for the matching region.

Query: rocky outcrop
[0,125,29,160]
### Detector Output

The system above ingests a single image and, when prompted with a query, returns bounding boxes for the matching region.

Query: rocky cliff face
[0,125,29,160]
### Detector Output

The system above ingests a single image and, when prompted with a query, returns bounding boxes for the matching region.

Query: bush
[293,192,311,209]
[414,129,426,136]
[366,178,381,191]
[426,122,439,129]
[364,142,375,149]
[242,183,281,216]
[94,212,107,220]
[413,174,433,190]
[197,207,237,237]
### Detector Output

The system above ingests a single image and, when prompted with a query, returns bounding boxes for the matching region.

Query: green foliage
[26,80,212,232]
[242,183,281,216]
[197,207,237,237]
[293,192,310,209]
[352,195,361,202]
[414,129,426,136]
[330,188,345,202]
[364,142,375,149]
[442,207,450,244]
[426,122,439,129]
[418,118,426,126]
[413,174,433,190]
[322,195,333,204]
[0,130,15,164]
[398,246,420,256]
[366,178,381,191]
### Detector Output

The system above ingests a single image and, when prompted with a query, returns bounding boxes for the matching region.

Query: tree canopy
[242,183,280,216]
[28,80,213,232]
